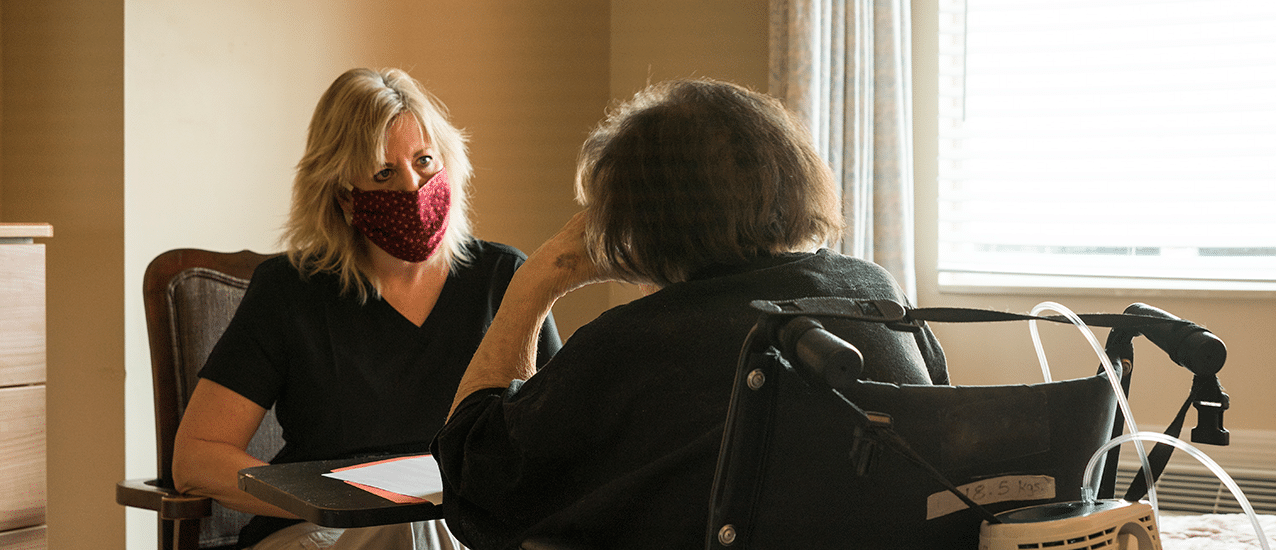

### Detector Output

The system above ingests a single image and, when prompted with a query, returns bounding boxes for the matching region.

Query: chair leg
[160,520,174,550]
[162,518,202,550]
[174,518,202,550]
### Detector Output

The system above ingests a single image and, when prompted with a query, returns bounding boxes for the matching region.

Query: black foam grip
[778,316,864,389]
[1123,303,1226,375]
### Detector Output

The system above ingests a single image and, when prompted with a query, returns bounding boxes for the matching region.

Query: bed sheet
[1159,513,1276,549]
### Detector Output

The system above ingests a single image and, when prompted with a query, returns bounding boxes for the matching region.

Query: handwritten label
[926,475,1056,520]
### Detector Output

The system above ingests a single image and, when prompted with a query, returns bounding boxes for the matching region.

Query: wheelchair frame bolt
[718,524,737,546]
[747,369,766,390]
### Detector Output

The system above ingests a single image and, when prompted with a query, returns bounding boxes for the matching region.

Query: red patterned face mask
[350,168,451,263]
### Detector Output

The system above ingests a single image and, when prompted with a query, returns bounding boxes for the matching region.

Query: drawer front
[0,244,46,387]
[0,524,45,550]
[0,385,45,533]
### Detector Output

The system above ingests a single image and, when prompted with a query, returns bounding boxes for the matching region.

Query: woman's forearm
[173,379,299,519]
[172,436,299,518]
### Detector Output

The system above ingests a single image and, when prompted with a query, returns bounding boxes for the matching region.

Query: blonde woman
[173,68,560,550]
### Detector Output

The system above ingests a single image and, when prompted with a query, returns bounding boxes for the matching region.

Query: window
[937,0,1276,292]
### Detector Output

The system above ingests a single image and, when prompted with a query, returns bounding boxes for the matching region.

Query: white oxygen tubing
[1027,301,1158,518]
[1082,432,1271,550]
[1028,304,1055,384]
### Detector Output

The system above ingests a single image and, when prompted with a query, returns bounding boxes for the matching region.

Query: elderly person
[173,67,560,550]
[433,78,947,550]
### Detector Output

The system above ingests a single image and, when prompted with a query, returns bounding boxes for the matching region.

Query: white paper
[322,455,443,499]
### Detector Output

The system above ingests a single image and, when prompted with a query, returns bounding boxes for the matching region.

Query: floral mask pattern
[350,168,451,262]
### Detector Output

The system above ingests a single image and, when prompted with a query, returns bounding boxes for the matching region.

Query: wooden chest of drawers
[0,224,50,550]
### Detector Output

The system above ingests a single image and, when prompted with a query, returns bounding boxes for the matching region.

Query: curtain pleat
[770,0,917,301]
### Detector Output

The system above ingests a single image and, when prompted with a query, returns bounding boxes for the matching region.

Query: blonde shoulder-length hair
[282,67,473,302]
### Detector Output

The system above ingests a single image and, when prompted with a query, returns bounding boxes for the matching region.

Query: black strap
[909,307,1175,329]
[821,378,1005,525]
[752,297,1190,332]
[1123,392,1192,502]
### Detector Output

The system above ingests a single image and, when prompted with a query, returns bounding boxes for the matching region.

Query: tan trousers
[246,519,464,550]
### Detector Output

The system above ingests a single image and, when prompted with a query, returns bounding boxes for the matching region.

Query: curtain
[769,0,917,301]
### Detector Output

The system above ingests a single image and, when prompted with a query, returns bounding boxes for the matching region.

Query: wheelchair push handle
[1123,303,1227,376]
[777,316,864,390]
[1108,303,1231,450]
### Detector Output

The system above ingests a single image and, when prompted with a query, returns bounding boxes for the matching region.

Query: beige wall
[2,1,125,549]
[611,0,768,95]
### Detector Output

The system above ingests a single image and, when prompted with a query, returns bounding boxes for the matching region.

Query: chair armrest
[117,478,214,520]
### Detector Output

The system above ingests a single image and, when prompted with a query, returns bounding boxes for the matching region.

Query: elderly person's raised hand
[449,212,615,416]
[517,212,618,301]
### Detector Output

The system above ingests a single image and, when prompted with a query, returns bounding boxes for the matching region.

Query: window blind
[937,0,1276,290]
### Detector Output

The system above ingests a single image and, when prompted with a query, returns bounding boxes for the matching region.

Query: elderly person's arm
[449,213,610,418]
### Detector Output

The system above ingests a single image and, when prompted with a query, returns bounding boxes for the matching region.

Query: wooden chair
[116,249,281,550]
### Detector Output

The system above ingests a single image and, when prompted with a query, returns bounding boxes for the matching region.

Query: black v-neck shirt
[201,239,562,465]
